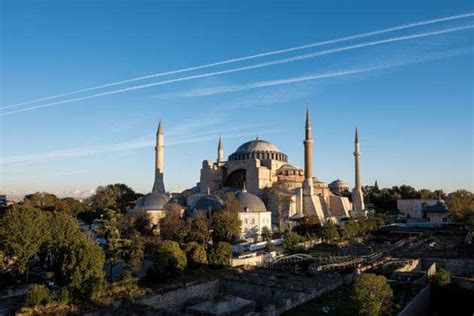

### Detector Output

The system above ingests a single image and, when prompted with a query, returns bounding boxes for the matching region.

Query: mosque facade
[131,104,367,239]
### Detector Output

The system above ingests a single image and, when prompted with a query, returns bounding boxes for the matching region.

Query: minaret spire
[152,120,166,193]
[352,127,365,211]
[304,103,313,181]
[217,136,224,163]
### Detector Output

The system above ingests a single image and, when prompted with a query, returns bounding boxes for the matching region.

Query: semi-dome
[193,194,224,212]
[229,137,288,162]
[135,192,170,211]
[235,190,267,213]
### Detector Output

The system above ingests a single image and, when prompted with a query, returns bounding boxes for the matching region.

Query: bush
[353,273,393,316]
[25,284,49,307]
[431,268,451,287]
[265,241,276,252]
[208,242,232,267]
[55,287,70,304]
[155,240,187,278]
[282,232,302,253]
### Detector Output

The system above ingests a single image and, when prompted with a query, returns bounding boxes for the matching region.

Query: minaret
[352,127,365,211]
[152,121,166,193]
[217,136,224,163]
[304,105,313,185]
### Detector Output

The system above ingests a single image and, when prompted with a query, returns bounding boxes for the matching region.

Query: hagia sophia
[130,105,367,240]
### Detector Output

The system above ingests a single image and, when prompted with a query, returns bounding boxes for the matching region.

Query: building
[397,199,441,218]
[329,179,350,194]
[198,105,362,225]
[397,199,449,225]
[129,121,170,230]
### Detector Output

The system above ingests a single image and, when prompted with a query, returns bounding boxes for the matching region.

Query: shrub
[55,287,70,304]
[25,284,49,307]
[282,232,302,253]
[353,273,393,316]
[431,268,451,287]
[208,242,232,266]
[155,240,187,278]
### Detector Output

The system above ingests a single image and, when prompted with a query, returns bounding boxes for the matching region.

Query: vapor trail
[1,24,473,117]
[3,12,473,109]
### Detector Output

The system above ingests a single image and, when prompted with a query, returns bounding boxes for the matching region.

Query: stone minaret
[217,136,224,163]
[351,128,365,211]
[152,121,166,193]
[304,105,313,184]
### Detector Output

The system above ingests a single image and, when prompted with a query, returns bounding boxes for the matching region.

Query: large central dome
[229,138,288,162]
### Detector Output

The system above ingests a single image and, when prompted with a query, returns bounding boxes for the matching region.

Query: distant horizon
[1,1,473,197]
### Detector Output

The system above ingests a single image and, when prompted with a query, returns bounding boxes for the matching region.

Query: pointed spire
[355,127,359,143]
[256,134,260,141]
[305,103,311,128]
[157,120,164,135]
[218,135,223,149]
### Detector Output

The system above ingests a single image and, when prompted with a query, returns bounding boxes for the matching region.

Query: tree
[155,241,187,278]
[24,284,50,307]
[23,192,61,212]
[87,184,142,213]
[353,273,393,316]
[0,206,49,278]
[125,232,145,275]
[282,232,302,253]
[446,190,474,224]
[100,210,125,282]
[431,268,451,287]
[160,207,189,244]
[261,226,272,241]
[187,211,213,245]
[294,215,321,237]
[212,210,241,243]
[185,242,208,267]
[208,242,232,267]
[322,221,340,243]
[61,197,84,216]
[60,236,105,299]
[341,221,358,240]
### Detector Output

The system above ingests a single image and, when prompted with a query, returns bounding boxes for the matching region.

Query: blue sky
[1,0,473,198]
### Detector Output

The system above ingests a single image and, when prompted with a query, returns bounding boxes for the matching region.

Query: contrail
[170,48,473,97]
[3,12,473,110]
[1,24,473,116]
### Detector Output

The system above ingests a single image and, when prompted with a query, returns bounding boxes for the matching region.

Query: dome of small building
[235,190,267,213]
[228,138,288,162]
[135,192,170,211]
[193,194,224,212]
[329,179,348,187]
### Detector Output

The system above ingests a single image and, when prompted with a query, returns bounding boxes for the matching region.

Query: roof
[236,190,267,213]
[193,195,224,212]
[135,192,170,211]
[234,139,280,154]
[424,201,448,213]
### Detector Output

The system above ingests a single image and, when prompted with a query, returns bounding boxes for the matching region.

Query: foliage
[212,209,241,243]
[446,190,474,225]
[125,232,145,274]
[185,242,208,267]
[24,284,50,307]
[431,268,451,287]
[187,211,213,244]
[0,206,49,274]
[55,287,70,304]
[261,226,272,241]
[282,231,302,253]
[155,240,187,278]
[60,236,105,299]
[100,210,126,282]
[208,242,232,266]
[159,208,189,244]
[61,197,84,216]
[322,221,340,243]
[86,184,142,213]
[293,215,321,237]
[265,241,276,252]
[353,273,393,316]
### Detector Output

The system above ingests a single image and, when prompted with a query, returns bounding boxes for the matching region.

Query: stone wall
[421,258,474,276]
[139,279,219,312]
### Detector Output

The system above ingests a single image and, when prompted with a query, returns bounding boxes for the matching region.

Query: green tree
[60,236,105,299]
[282,231,302,253]
[446,190,474,224]
[208,242,232,267]
[87,184,142,213]
[0,206,49,278]
[187,211,213,245]
[100,210,125,282]
[261,226,272,241]
[322,221,340,243]
[212,210,241,243]
[353,273,393,316]
[293,215,321,237]
[125,232,145,275]
[431,268,451,287]
[160,206,189,243]
[24,284,50,307]
[155,240,187,278]
[23,192,62,212]
[185,242,208,267]
[61,197,84,216]
[341,221,358,240]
